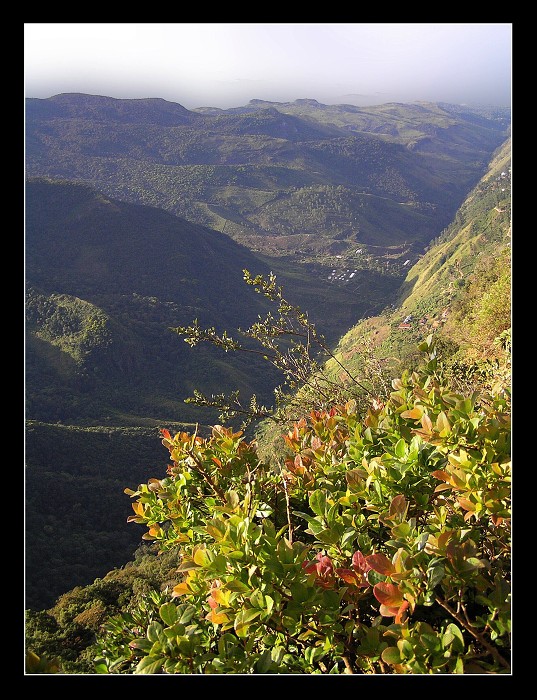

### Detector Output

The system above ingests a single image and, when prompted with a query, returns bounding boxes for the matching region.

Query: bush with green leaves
[94,334,510,674]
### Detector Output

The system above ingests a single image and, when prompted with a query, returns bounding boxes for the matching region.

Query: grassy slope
[324,137,511,382]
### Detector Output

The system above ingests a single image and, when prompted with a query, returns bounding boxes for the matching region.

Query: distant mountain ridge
[26,93,509,262]
[25,93,197,125]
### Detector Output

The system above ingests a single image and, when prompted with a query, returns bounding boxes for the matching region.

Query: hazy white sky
[24,23,512,109]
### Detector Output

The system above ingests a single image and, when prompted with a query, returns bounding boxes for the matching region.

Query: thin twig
[341,656,354,674]
[186,448,227,501]
[435,596,510,671]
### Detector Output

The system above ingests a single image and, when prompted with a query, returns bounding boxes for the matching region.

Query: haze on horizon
[24,23,512,110]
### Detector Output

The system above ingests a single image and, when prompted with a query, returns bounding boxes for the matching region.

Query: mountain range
[26,94,509,261]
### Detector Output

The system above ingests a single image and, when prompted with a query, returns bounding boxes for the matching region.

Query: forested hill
[26,94,509,261]
[26,178,393,426]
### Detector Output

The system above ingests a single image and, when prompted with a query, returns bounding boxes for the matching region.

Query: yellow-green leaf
[381,646,402,665]
[234,609,261,637]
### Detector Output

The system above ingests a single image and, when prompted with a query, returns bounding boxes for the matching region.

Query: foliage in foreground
[92,336,510,674]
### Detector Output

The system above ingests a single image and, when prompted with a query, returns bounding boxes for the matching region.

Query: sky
[24,23,512,110]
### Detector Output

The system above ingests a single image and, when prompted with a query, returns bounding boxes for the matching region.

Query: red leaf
[366,553,396,576]
[160,428,171,440]
[335,568,369,588]
[373,582,404,607]
[352,550,371,573]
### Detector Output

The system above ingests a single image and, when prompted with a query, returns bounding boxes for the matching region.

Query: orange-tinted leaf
[435,411,451,435]
[171,582,191,597]
[335,568,368,588]
[160,429,172,440]
[379,603,400,617]
[126,515,144,523]
[411,429,433,441]
[373,582,404,607]
[211,588,231,607]
[365,411,378,428]
[395,600,409,624]
[421,414,433,433]
[431,470,450,482]
[400,407,423,420]
[132,502,145,515]
[346,469,365,490]
[438,530,454,549]
[366,553,396,576]
[434,483,452,492]
[458,497,476,511]
[205,609,229,625]
[389,494,407,518]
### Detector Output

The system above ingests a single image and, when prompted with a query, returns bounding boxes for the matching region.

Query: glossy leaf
[394,439,407,458]
[135,656,165,674]
[159,602,178,626]
[389,494,408,519]
[381,646,402,665]
[309,490,327,516]
[193,545,210,567]
[172,581,191,597]
[373,582,404,606]
[147,621,163,643]
[400,407,423,420]
[367,553,396,576]
[234,609,261,638]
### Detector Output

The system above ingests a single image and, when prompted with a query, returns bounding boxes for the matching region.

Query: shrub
[94,336,511,674]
